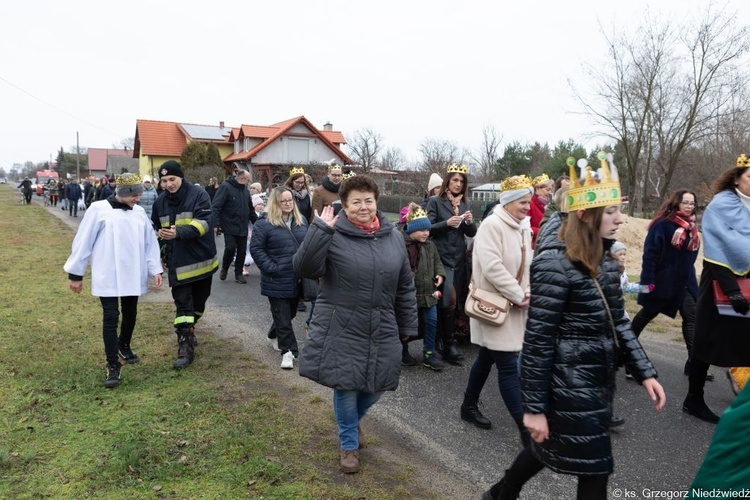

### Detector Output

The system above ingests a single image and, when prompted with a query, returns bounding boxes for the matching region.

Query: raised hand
[315,205,339,228]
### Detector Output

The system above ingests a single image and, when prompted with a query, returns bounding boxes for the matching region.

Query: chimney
[323,121,333,131]
[220,121,225,128]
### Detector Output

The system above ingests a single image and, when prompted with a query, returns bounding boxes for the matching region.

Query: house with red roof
[87,148,138,179]
[133,120,234,180]
[133,116,352,186]
[224,116,353,186]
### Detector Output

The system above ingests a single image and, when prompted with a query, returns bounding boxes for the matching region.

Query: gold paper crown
[531,173,550,187]
[116,173,142,186]
[446,164,468,175]
[289,166,305,176]
[328,164,343,172]
[566,152,621,212]
[406,206,429,223]
[342,171,356,181]
[500,175,533,192]
[737,154,749,168]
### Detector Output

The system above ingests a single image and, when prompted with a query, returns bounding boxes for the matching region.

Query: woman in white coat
[460,175,533,447]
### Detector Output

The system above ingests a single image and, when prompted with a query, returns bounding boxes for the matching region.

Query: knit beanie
[115,173,144,197]
[427,173,443,193]
[406,204,431,234]
[611,241,627,254]
[250,182,262,193]
[159,160,184,178]
[252,194,264,207]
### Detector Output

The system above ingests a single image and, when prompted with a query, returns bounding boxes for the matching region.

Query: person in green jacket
[688,383,750,496]
[402,202,446,370]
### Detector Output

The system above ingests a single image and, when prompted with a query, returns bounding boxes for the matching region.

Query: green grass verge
[0,186,427,499]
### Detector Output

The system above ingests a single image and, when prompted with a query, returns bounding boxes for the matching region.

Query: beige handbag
[465,241,526,326]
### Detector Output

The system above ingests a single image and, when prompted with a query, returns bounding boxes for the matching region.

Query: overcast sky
[1,0,748,171]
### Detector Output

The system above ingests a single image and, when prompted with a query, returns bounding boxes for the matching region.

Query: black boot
[461,393,492,429]
[401,341,417,366]
[513,417,531,448]
[104,363,121,388]
[173,329,195,370]
[682,394,719,423]
[118,343,140,364]
[482,474,521,500]
[440,309,464,364]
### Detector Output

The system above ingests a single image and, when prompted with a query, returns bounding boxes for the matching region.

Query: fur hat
[159,160,184,179]
[427,173,443,193]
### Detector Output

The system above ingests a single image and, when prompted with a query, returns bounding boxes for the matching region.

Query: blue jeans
[333,390,383,451]
[465,346,523,420]
[421,305,438,352]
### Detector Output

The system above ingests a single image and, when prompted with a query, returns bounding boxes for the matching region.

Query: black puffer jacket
[250,214,308,298]
[522,238,657,476]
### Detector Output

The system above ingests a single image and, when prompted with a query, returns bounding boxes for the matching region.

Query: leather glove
[727,292,750,315]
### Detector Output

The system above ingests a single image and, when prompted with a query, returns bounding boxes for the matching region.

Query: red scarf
[668,211,700,251]
[348,215,381,234]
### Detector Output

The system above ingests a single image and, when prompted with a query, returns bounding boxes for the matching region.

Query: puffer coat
[250,214,307,298]
[294,213,418,393]
[522,238,658,476]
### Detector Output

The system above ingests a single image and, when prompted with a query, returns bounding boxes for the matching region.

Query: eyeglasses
[680,201,696,207]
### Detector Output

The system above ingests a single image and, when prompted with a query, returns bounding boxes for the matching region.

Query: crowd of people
[49,152,750,495]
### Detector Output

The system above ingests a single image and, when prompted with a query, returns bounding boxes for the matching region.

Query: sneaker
[339,450,360,473]
[267,335,281,352]
[219,268,228,281]
[104,363,121,388]
[118,345,140,364]
[235,275,247,284]
[281,351,294,370]
[422,351,444,371]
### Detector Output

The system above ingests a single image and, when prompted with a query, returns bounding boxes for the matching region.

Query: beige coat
[469,206,532,352]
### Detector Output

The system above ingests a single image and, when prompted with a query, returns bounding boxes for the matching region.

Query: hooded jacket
[294,213,418,393]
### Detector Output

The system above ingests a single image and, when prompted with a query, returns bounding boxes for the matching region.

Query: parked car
[0,178,7,184]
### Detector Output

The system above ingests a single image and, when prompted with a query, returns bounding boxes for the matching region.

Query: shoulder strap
[592,277,620,349]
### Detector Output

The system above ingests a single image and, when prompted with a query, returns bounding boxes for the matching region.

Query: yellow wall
[138,155,178,180]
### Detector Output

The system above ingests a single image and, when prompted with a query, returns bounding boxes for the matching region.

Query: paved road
[50,197,732,498]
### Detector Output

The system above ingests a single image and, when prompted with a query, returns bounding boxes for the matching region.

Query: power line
[0,74,123,138]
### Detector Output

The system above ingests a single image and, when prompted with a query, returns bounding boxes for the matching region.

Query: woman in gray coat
[294,175,418,475]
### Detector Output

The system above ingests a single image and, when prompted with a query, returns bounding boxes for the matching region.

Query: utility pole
[76,132,80,180]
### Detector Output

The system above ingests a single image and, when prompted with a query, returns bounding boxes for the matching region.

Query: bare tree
[468,125,502,182]
[379,147,407,171]
[345,128,382,173]
[418,138,464,173]
[573,7,749,214]
[113,137,135,151]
